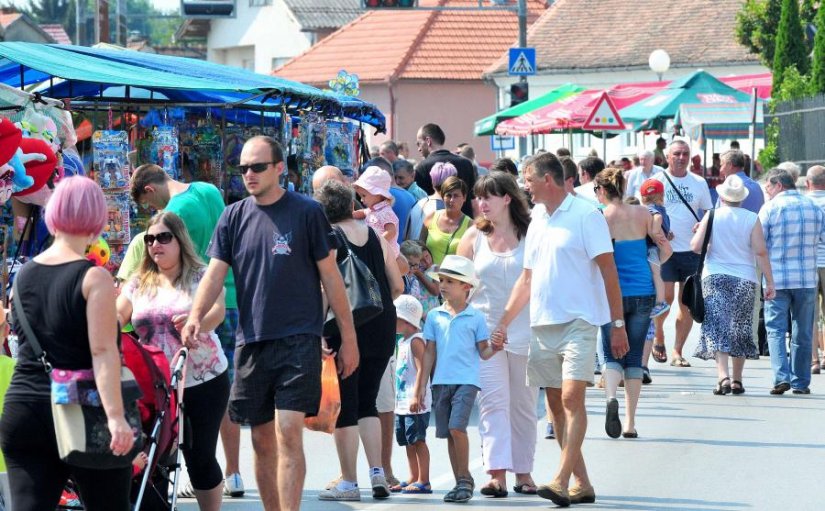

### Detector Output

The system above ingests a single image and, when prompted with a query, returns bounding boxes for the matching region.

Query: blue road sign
[508,47,536,76]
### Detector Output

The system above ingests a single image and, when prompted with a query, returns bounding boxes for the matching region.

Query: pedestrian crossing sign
[508,48,536,76]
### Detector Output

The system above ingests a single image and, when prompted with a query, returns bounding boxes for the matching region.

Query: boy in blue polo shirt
[415,255,501,503]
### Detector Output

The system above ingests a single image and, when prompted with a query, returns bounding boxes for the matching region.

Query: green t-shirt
[117,183,238,309]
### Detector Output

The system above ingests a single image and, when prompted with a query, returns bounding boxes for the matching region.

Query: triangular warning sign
[510,52,534,74]
[582,91,626,131]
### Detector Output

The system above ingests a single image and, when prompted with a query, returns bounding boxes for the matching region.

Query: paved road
[179,315,825,510]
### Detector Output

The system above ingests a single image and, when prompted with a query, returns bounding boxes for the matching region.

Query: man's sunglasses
[237,161,275,174]
[144,232,175,245]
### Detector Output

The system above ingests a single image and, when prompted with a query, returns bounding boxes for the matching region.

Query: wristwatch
[611,319,625,328]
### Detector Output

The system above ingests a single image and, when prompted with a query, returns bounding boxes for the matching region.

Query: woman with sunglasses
[117,212,228,511]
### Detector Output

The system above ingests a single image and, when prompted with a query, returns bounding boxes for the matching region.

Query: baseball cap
[640,178,664,196]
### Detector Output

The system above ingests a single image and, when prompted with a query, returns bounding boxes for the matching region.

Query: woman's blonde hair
[137,212,204,297]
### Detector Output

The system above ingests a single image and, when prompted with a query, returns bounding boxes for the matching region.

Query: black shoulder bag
[661,171,701,222]
[12,278,142,469]
[323,227,384,336]
[681,209,714,323]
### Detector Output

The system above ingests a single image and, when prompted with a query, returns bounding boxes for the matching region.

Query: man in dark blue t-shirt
[184,136,357,511]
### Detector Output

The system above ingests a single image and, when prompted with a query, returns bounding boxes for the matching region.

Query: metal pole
[75,0,82,45]
[750,87,758,177]
[517,0,527,158]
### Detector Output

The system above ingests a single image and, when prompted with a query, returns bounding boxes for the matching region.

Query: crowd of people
[1,121,823,511]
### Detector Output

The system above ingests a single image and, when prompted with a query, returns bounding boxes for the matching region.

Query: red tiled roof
[39,24,72,45]
[0,11,21,29]
[274,0,546,85]
[486,0,760,76]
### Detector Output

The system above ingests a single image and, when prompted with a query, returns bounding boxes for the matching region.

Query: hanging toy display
[328,70,361,97]
[150,125,180,180]
[102,192,131,246]
[299,112,326,177]
[92,130,130,190]
[324,121,358,180]
[188,126,222,186]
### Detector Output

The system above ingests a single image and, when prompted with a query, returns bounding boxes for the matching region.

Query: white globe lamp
[649,49,671,81]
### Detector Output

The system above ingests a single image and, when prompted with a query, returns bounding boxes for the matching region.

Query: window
[271,57,290,70]
[249,0,272,6]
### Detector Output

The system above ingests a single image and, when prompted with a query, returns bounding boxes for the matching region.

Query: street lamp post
[649,49,670,82]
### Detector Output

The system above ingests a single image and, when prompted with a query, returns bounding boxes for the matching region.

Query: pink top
[365,200,400,258]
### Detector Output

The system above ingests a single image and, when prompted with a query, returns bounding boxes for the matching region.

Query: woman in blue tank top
[594,168,672,439]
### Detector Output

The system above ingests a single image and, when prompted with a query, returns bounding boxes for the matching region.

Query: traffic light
[510,81,528,107]
[363,1,417,8]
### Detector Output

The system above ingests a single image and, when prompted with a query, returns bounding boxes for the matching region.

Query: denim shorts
[661,251,700,282]
[228,334,321,426]
[600,295,655,380]
[432,384,478,438]
[395,412,430,446]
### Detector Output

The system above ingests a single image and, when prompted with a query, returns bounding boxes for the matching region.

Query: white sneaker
[224,473,245,498]
[371,474,390,499]
[319,485,361,501]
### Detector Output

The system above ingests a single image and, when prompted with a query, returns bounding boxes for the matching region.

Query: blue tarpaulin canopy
[0,42,385,130]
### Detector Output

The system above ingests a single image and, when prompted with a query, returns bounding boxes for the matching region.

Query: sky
[9,0,181,15]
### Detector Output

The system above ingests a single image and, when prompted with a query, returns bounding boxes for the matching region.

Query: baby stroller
[57,334,188,511]
[123,333,188,511]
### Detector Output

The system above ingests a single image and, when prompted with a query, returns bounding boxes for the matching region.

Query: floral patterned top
[365,200,400,258]
[122,269,228,388]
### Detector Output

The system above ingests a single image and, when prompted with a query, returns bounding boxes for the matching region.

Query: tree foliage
[736,0,783,68]
[811,0,825,93]
[773,0,810,91]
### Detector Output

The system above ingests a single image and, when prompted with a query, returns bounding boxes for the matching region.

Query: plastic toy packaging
[325,121,357,180]
[102,192,131,245]
[92,130,129,190]
[150,126,179,180]
[299,113,326,176]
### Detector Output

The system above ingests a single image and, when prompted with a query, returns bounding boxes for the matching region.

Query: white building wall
[206,1,313,74]
[490,64,769,162]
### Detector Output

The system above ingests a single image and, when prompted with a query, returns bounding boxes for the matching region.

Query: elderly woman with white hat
[690,175,776,395]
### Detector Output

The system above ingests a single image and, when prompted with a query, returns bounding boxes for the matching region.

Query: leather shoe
[537,481,570,507]
[770,382,790,395]
[792,387,811,395]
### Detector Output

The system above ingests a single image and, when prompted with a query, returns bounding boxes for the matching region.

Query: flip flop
[480,481,508,498]
[513,483,538,494]
[401,482,432,494]
[390,481,409,493]
[652,343,668,363]
[622,430,639,438]
[670,356,691,367]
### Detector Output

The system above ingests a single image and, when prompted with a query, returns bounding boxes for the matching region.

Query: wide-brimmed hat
[353,166,392,199]
[394,294,423,328]
[717,174,749,203]
[427,254,479,288]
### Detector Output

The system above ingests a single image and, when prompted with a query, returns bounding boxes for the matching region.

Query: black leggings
[181,370,230,490]
[0,400,132,511]
[336,355,391,428]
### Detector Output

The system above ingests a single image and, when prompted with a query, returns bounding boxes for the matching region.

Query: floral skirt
[694,273,759,361]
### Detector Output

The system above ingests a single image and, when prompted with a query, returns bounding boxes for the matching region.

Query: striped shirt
[759,190,825,289]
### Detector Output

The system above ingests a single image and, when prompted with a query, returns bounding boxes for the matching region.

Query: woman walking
[458,171,538,497]
[690,175,775,394]
[594,168,672,439]
[421,176,472,267]
[315,180,404,502]
[117,211,229,511]
[0,176,135,510]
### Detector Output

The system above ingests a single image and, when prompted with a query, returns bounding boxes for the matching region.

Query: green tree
[773,0,810,90]
[736,0,783,67]
[813,0,825,93]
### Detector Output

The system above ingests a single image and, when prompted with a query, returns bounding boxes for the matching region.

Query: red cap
[640,178,664,196]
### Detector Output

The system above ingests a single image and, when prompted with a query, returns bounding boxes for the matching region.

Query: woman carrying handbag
[0,177,135,511]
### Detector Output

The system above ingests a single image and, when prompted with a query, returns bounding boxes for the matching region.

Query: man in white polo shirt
[494,152,627,507]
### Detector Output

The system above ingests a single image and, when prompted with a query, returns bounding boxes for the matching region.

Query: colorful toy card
[150,126,179,180]
[102,192,131,245]
[92,130,130,190]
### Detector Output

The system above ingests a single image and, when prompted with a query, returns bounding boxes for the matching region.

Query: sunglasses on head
[144,232,175,245]
[237,161,275,174]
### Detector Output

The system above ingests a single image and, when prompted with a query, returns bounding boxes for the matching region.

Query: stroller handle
[171,347,188,386]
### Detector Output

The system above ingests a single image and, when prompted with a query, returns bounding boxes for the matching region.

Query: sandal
[513,482,538,494]
[452,478,474,503]
[713,377,731,395]
[652,343,667,363]
[389,480,409,493]
[731,380,745,395]
[401,482,432,494]
[480,480,508,498]
[670,356,691,367]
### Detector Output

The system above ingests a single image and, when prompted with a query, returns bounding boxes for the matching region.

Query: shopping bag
[304,357,341,433]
